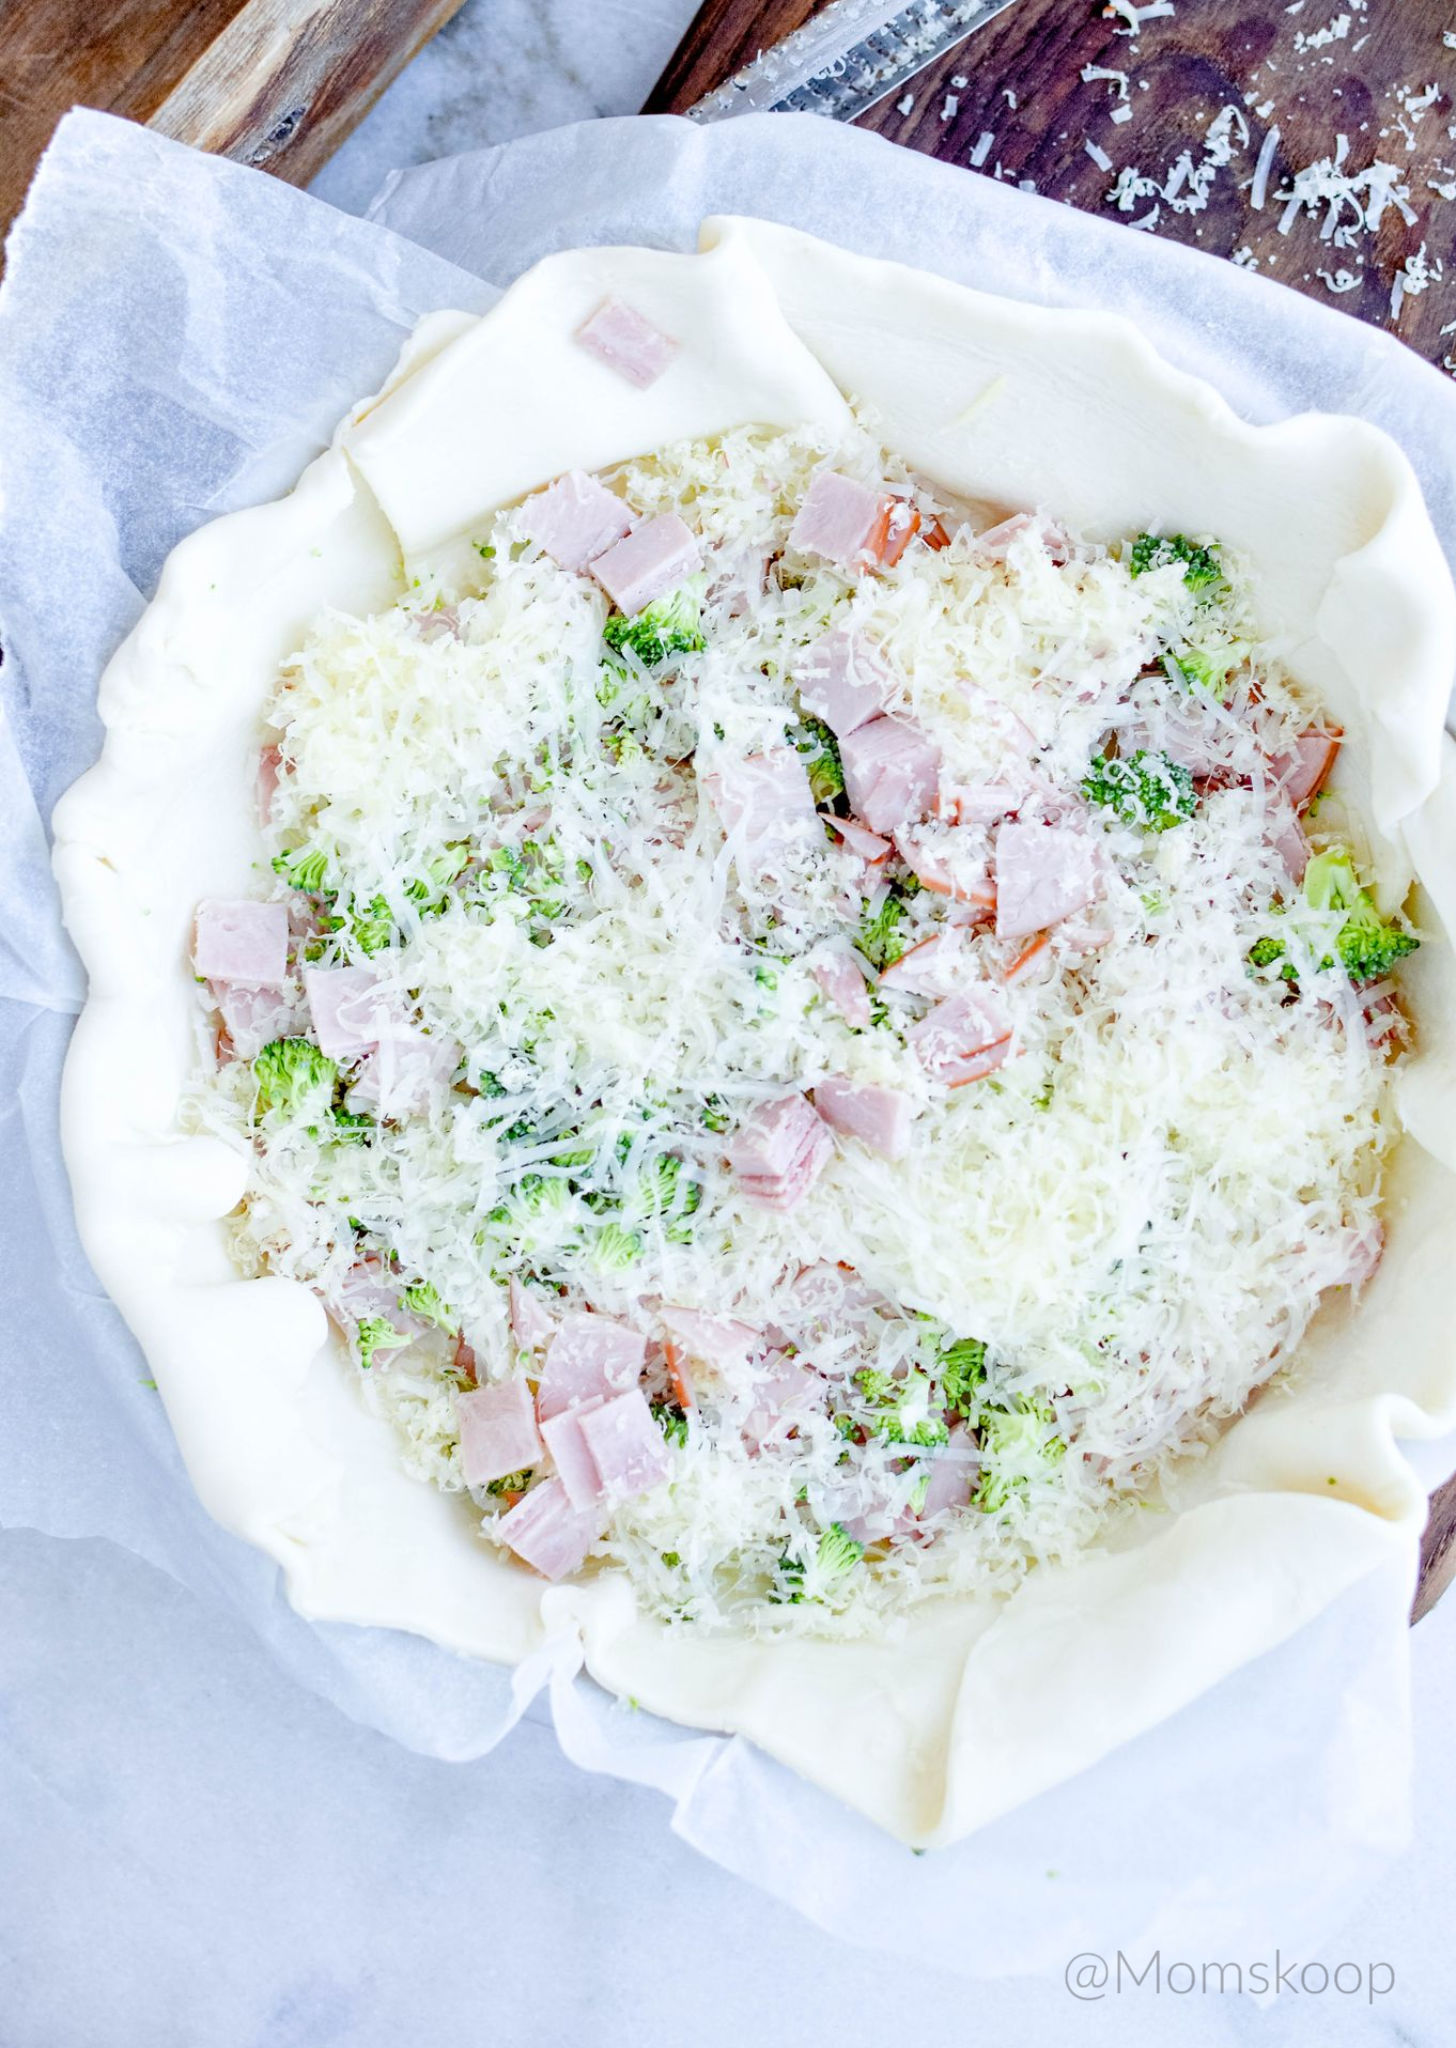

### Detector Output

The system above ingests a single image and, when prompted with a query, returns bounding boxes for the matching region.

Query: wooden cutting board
[648,0,1456,375]
[652,0,1456,1619]
[0,0,467,242]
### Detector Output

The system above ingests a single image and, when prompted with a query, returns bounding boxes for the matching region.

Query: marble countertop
[6,8,1454,2043]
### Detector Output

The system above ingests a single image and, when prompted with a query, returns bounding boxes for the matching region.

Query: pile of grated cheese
[189,415,1411,1640]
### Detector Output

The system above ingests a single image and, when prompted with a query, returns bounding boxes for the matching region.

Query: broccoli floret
[936,1336,987,1418]
[858,887,912,971]
[252,1038,337,1117]
[651,1400,690,1447]
[271,845,330,893]
[602,582,706,667]
[847,1367,950,1448]
[815,1522,865,1582]
[486,1469,532,1497]
[327,1106,375,1145]
[701,1094,731,1134]
[351,894,395,954]
[1248,934,1286,968]
[976,1399,1066,1513]
[792,714,845,805]
[405,843,471,914]
[1304,848,1420,984]
[1082,750,1196,833]
[398,1281,456,1332]
[1161,640,1246,697]
[635,1155,703,1240]
[356,1316,412,1370]
[592,1220,644,1270]
[1129,532,1224,590]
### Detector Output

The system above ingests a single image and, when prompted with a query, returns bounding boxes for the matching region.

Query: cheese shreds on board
[187,416,1417,1642]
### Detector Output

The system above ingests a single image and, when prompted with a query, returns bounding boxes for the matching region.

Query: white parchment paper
[2,106,1453,1975]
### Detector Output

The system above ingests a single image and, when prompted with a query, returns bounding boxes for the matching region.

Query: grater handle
[642,0,834,116]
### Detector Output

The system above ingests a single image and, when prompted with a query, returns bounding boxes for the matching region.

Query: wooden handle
[148,0,468,183]
[643,0,835,116]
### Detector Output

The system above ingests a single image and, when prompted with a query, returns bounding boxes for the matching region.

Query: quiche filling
[188,413,1418,1639]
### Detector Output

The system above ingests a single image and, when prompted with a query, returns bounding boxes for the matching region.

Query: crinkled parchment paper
[2,106,1454,1973]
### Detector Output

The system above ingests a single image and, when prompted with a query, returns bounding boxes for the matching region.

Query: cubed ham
[1002,931,1053,986]
[971,512,1070,564]
[742,1353,827,1450]
[579,1387,673,1498]
[813,1078,914,1162]
[193,900,289,988]
[701,747,819,854]
[498,1478,599,1582]
[536,1313,648,1420]
[829,818,893,865]
[212,982,300,1061]
[658,1306,761,1375]
[707,543,769,617]
[878,931,967,998]
[840,717,941,836]
[1269,728,1341,812]
[917,1426,980,1519]
[727,1093,834,1211]
[1266,799,1310,884]
[347,1027,461,1119]
[907,987,1013,1087]
[789,1261,889,1329]
[994,821,1099,940]
[455,1377,544,1487]
[590,513,701,615]
[789,470,882,567]
[793,630,894,736]
[811,948,873,1028]
[867,497,922,567]
[304,966,393,1061]
[257,743,283,824]
[895,823,994,907]
[330,1260,426,1343]
[937,783,1022,827]
[576,298,678,388]
[519,469,632,571]
[539,1404,606,1510]
[509,1276,557,1355]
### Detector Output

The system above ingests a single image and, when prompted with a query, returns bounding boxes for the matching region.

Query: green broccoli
[602,582,706,666]
[1248,935,1286,967]
[350,894,395,954]
[405,843,471,913]
[271,845,330,893]
[252,1038,337,1117]
[843,1367,950,1449]
[327,1106,376,1145]
[936,1336,987,1418]
[791,714,845,805]
[701,1094,732,1134]
[651,1400,690,1447]
[1129,532,1224,591]
[1303,847,1419,984]
[976,1399,1066,1513]
[634,1155,703,1241]
[778,1521,866,1603]
[398,1281,457,1332]
[858,887,912,971]
[1162,640,1246,697]
[485,1469,532,1497]
[356,1315,413,1369]
[592,1220,644,1270]
[1082,750,1196,833]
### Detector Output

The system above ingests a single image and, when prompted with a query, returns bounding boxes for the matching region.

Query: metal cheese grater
[687,0,1023,125]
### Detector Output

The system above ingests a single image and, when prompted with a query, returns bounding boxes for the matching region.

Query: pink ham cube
[830,818,892,865]
[212,982,299,1060]
[1268,728,1341,812]
[347,1027,461,1118]
[917,1426,980,1519]
[726,1093,834,1211]
[701,747,819,855]
[840,717,941,836]
[304,966,392,1060]
[193,900,289,988]
[742,1354,827,1451]
[1266,799,1309,884]
[539,1404,606,1510]
[877,931,967,998]
[994,822,1099,940]
[498,1478,599,1582]
[811,949,873,1029]
[519,469,632,571]
[813,1078,914,1162]
[658,1306,761,1375]
[576,298,678,388]
[789,471,882,567]
[793,629,893,736]
[578,1387,673,1498]
[590,514,701,616]
[509,1276,557,1355]
[907,987,1013,1088]
[536,1313,648,1420]
[455,1377,543,1487]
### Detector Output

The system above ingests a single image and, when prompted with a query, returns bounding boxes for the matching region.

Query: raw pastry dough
[52,218,1456,1846]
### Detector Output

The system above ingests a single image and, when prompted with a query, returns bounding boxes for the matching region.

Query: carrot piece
[663,1339,694,1412]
